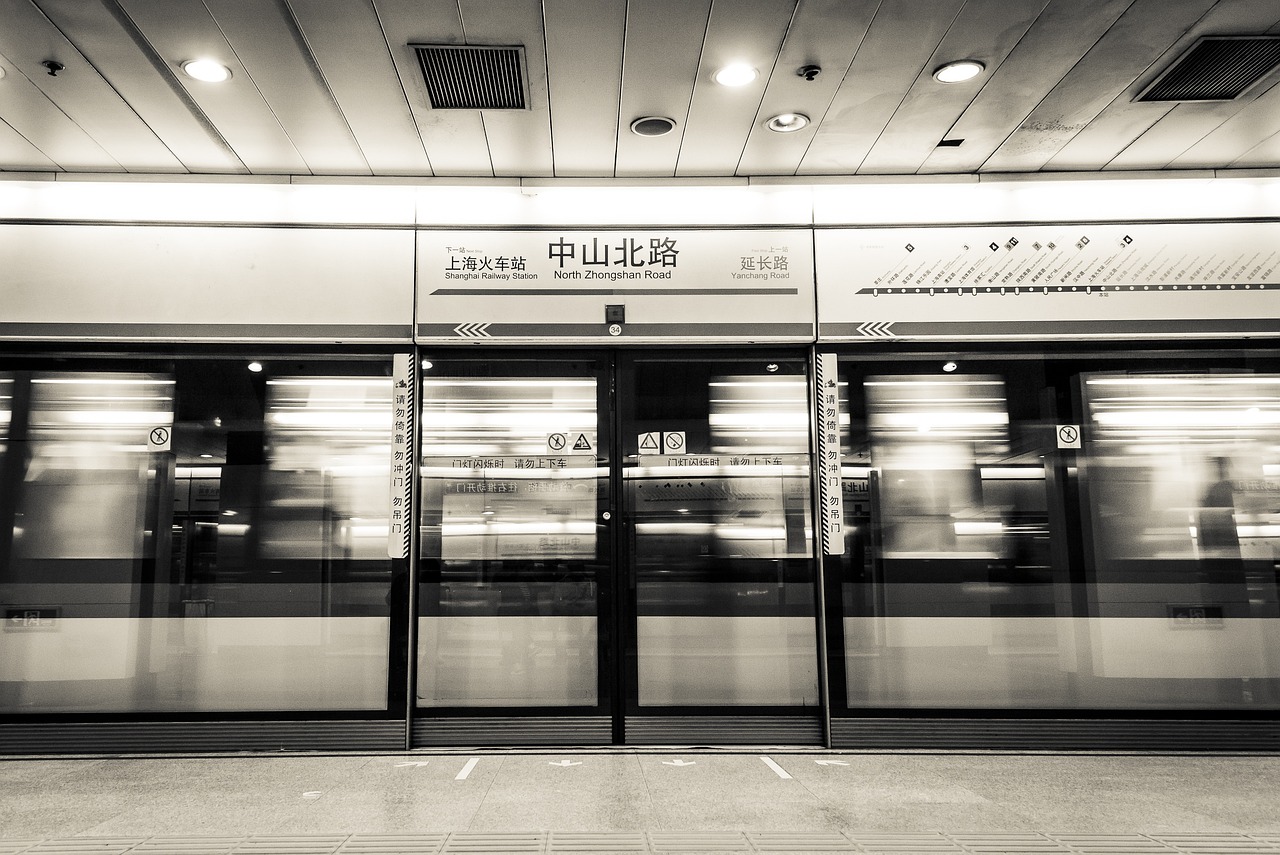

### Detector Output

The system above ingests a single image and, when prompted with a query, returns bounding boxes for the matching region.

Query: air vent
[1138,35,1280,102]
[412,44,529,110]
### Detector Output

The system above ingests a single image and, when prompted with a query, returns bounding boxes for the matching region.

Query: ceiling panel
[392,0,489,176]
[615,0,711,177]
[544,0,627,177]
[457,0,554,177]
[0,55,121,171]
[981,0,1220,172]
[1173,77,1280,168]
[797,0,967,175]
[0,77,60,170]
[676,0,798,176]
[201,0,369,175]
[292,0,432,176]
[33,0,243,173]
[0,0,182,172]
[857,0,1050,175]
[735,0,878,177]
[2,0,1280,180]
[1052,0,1280,170]
[116,0,308,173]
[918,0,1137,175]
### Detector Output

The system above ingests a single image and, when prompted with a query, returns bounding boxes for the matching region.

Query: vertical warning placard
[388,353,416,559]
[815,353,845,555]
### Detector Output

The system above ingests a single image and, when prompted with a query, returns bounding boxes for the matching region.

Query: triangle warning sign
[639,432,660,451]
[573,433,593,451]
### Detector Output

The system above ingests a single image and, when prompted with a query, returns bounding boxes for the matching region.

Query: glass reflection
[0,363,394,714]
[257,377,395,566]
[1084,374,1280,570]
[12,371,173,567]
[417,373,601,708]
[1078,372,1280,707]
[868,375,1013,559]
[839,364,1280,712]
[627,368,818,708]
[843,371,1056,709]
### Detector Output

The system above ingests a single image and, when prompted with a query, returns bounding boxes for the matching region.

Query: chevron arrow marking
[855,321,896,338]
[453,322,493,338]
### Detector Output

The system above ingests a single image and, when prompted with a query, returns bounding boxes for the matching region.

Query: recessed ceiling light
[630,116,677,137]
[714,63,758,87]
[247,361,263,373]
[766,112,810,133]
[933,59,984,83]
[182,59,232,83]
[0,67,6,80]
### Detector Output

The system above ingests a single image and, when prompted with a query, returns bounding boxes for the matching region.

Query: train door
[411,350,821,746]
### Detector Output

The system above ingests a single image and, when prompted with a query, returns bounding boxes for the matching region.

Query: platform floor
[2,750,1279,854]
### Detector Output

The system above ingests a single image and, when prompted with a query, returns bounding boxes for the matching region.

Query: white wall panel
[0,223,414,342]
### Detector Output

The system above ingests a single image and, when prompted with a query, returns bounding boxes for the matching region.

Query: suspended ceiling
[1,0,1280,181]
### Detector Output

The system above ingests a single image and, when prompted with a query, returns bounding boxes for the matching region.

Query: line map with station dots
[854,228,1280,297]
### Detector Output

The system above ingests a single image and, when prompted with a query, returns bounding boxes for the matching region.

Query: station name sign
[417,229,815,343]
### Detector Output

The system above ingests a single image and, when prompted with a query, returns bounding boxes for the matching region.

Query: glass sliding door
[618,353,821,744]
[413,350,821,746]
[414,355,613,744]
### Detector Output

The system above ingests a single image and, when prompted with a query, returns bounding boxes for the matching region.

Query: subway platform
[1,750,1279,854]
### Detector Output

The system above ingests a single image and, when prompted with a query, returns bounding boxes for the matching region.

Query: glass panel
[417,370,604,708]
[1078,372,1280,708]
[836,358,1280,713]
[624,359,818,708]
[0,360,394,713]
[839,367,1057,708]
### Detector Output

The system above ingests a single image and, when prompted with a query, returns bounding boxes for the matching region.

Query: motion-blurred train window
[1076,371,1280,707]
[834,356,1280,713]
[0,356,395,713]
[836,361,1057,710]
[623,356,819,709]
[416,364,604,709]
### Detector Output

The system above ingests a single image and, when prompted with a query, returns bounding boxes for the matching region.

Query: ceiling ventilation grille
[412,44,528,110]
[1138,36,1280,102]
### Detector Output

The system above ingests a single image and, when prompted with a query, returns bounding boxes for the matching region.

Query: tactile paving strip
[0,833,1278,855]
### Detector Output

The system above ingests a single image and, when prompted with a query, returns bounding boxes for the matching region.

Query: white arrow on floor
[662,759,696,767]
[815,759,850,766]
[395,761,431,767]
[549,760,582,767]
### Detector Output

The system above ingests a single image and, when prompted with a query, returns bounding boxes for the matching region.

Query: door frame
[408,345,830,747]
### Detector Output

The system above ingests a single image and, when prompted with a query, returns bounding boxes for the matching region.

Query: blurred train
[2,178,1279,752]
